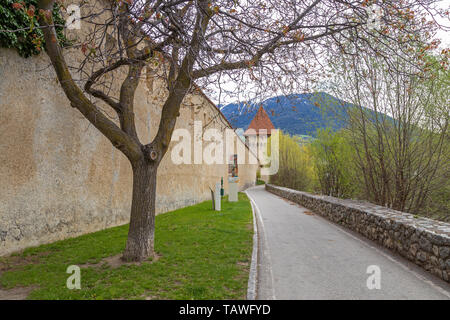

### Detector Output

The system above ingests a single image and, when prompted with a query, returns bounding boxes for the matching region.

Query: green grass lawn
[0,193,253,300]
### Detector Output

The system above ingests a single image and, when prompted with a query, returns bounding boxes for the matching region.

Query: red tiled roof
[244,105,275,135]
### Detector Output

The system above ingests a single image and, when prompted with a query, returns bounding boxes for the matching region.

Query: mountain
[220,92,354,137]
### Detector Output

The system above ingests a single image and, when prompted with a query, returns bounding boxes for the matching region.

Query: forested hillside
[220,92,353,136]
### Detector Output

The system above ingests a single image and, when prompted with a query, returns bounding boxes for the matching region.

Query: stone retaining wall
[266,184,450,283]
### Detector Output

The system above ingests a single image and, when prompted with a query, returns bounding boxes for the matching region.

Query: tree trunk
[122,160,157,262]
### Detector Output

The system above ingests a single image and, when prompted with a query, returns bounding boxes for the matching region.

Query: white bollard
[214,182,221,211]
[229,182,238,202]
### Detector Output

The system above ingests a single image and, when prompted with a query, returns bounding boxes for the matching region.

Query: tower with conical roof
[244,105,275,137]
[243,105,275,150]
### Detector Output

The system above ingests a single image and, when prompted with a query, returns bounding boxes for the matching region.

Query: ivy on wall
[0,0,68,57]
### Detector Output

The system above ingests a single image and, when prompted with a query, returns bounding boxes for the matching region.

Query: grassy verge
[0,193,253,300]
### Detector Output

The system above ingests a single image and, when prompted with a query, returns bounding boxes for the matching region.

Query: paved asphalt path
[246,186,450,300]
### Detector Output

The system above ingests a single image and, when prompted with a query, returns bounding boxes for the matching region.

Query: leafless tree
[32,0,447,261]
[328,31,449,213]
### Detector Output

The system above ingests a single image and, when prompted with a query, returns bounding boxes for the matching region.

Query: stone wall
[266,184,450,283]
[0,45,258,256]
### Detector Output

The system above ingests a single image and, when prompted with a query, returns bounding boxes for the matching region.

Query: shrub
[0,0,68,57]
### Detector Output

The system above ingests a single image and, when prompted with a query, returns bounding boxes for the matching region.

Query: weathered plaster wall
[266,184,450,283]
[0,47,258,256]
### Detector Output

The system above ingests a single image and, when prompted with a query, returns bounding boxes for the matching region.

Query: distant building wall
[0,47,258,256]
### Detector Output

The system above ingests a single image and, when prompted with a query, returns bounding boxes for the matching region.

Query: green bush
[0,0,68,57]
[270,131,317,192]
[310,128,356,198]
